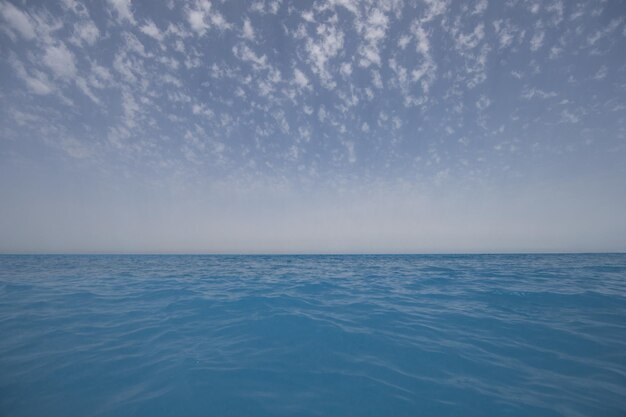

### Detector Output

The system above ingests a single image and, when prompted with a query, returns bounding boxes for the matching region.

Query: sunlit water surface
[1,254,625,416]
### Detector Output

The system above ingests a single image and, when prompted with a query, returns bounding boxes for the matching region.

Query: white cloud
[356,8,389,67]
[549,46,562,59]
[242,18,255,40]
[530,31,545,51]
[560,109,579,124]
[593,66,607,80]
[339,62,352,77]
[114,52,138,83]
[9,54,54,95]
[420,0,449,23]
[476,95,491,110]
[455,23,485,50]
[122,90,140,128]
[343,140,356,163]
[188,9,207,35]
[209,9,230,31]
[121,32,148,57]
[140,20,163,41]
[330,0,358,15]
[586,18,623,46]
[0,1,36,39]
[59,137,93,159]
[493,20,518,49]
[389,58,408,87]
[43,43,77,80]
[187,1,231,36]
[410,22,437,94]
[305,22,344,88]
[233,44,268,70]
[107,0,135,24]
[371,69,383,89]
[521,87,557,100]
[76,77,100,104]
[398,34,410,49]
[301,10,315,23]
[293,68,310,89]
[546,0,564,25]
[249,0,281,15]
[192,103,214,119]
[473,0,488,15]
[73,20,100,46]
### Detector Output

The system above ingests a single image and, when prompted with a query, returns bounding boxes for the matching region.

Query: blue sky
[0,0,625,253]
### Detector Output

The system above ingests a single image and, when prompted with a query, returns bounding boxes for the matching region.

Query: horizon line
[1,251,625,256]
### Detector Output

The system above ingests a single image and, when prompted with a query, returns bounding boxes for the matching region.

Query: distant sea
[1,254,625,416]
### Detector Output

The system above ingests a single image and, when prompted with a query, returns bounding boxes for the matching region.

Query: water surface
[1,254,625,416]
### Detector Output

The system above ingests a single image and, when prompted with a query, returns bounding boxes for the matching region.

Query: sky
[0,0,625,253]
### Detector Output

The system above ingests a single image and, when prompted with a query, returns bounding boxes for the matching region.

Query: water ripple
[1,254,625,416]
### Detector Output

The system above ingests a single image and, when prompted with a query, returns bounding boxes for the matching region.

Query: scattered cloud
[107,0,135,24]
[140,20,163,41]
[43,43,77,80]
[304,21,344,88]
[0,1,36,39]
[530,30,545,51]
[242,18,255,40]
[293,68,310,89]
[0,0,623,193]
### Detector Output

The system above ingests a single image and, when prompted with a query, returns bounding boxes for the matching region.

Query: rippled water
[1,254,625,416]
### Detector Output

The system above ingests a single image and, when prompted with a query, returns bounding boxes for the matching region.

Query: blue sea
[1,254,625,416]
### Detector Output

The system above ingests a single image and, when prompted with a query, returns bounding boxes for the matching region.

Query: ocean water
[1,255,625,417]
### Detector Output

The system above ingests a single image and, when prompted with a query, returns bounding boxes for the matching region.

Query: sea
[1,254,625,416]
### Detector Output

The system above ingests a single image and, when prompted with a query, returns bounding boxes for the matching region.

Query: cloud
[560,109,579,124]
[420,0,449,23]
[530,30,545,51]
[242,18,255,40]
[59,137,93,159]
[305,22,344,88]
[0,1,36,39]
[293,68,310,89]
[140,20,163,41]
[188,9,207,34]
[343,140,356,163]
[493,20,519,49]
[76,77,100,103]
[586,18,623,47]
[473,0,488,15]
[121,90,140,128]
[409,22,437,94]
[233,43,269,70]
[476,95,491,110]
[455,23,485,50]
[593,66,607,80]
[339,62,352,77]
[72,20,100,46]
[107,0,135,24]
[187,0,231,35]
[0,0,625,255]
[521,87,557,100]
[356,8,389,67]
[9,54,54,95]
[43,43,77,80]
[371,69,383,88]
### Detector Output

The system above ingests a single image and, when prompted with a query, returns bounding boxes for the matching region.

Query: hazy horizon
[1,0,625,253]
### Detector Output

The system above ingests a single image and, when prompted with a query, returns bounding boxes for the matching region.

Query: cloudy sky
[0,0,625,253]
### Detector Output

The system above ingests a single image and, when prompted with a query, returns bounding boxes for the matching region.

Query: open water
[1,254,625,416]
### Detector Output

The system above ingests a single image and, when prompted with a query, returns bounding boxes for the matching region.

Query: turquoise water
[1,254,625,416]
